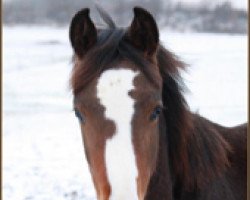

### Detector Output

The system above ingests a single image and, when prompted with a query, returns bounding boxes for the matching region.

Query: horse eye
[149,106,162,121]
[74,109,84,123]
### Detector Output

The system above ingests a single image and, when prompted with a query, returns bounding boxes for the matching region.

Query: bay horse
[69,6,247,200]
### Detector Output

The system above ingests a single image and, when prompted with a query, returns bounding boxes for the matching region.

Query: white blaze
[97,68,139,200]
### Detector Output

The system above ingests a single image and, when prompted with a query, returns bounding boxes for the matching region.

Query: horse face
[70,7,161,200]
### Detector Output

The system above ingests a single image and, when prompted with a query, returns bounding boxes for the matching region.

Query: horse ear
[126,7,159,56]
[69,8,97,57]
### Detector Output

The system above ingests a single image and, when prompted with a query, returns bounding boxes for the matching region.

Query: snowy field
[3,26,247,200]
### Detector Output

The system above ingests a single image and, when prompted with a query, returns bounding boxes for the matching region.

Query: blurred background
[2,0,247,200]
[3,0,248,33]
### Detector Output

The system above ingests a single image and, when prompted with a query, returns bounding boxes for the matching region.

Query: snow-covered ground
[3,26,247,200]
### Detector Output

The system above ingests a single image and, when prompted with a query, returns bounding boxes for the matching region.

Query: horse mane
[158,47,232,190]
[70,8,232,191]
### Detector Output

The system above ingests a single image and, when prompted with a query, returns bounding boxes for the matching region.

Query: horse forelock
[96,4,116,29]
[70,26,186,97]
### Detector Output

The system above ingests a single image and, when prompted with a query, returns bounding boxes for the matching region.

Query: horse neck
[145,73,232,198]
[160,74,231,191]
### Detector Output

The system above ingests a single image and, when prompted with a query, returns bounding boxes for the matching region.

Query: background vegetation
[3,0,247,33]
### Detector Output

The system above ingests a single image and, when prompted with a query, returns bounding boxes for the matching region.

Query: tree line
[3,0,247,34]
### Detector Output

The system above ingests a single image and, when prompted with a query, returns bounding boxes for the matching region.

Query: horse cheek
[133,121,159,199]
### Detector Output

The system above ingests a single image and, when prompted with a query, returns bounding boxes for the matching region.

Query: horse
[69,6,247,200]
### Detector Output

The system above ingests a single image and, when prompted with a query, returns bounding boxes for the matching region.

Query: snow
[3,26,247,200]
